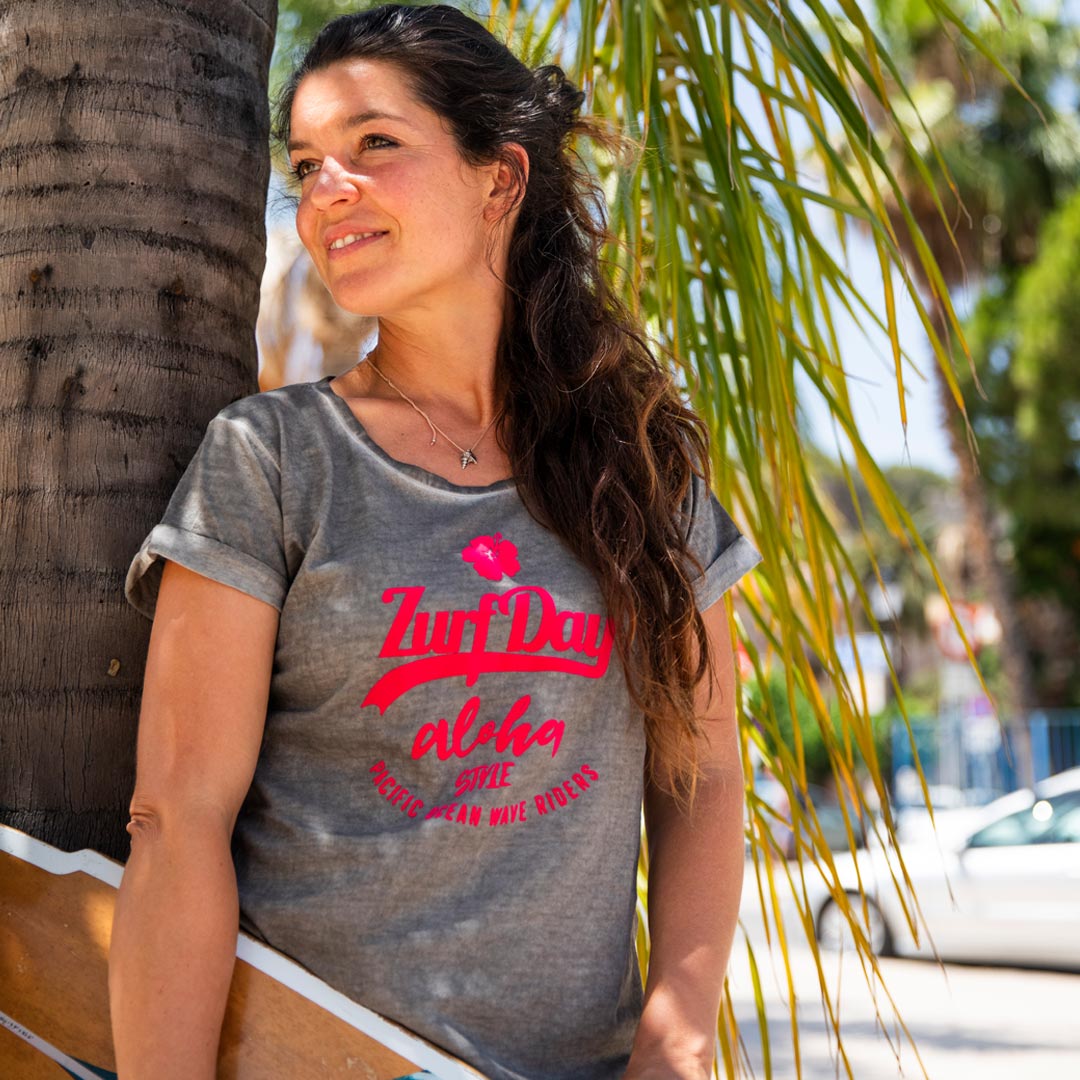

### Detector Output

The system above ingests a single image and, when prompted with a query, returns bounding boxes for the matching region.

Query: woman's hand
[624,1044,712,1080]
[622,1036,712,1080]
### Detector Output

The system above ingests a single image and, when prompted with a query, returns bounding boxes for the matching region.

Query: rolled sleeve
[684,466,763,610]
[125,409,288,620]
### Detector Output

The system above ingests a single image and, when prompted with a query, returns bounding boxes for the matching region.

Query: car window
[1045,797,1080,844]
[967,807,1041,848]
[967,790,1080,848]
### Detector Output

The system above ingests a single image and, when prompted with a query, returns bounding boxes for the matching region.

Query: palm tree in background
[831,0,1080,788]
[2,0,1032,1075]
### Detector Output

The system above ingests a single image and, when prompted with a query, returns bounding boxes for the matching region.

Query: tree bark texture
[0,0,277,858]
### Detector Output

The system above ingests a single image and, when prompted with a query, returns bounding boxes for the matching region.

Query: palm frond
[564,0,1014,1073]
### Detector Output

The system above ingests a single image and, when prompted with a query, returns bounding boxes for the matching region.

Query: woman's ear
[484,142,530,222]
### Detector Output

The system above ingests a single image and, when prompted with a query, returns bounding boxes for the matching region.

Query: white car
[809,767,1080,970]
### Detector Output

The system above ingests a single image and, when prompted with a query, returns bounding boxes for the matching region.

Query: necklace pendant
[460,449,478,470]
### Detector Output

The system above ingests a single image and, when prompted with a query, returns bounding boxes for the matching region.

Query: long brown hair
[271,3,723,812]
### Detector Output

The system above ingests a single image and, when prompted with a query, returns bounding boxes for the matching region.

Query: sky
[793,224,959,480]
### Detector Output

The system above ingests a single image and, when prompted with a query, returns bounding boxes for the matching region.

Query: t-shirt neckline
[312,375,517,495]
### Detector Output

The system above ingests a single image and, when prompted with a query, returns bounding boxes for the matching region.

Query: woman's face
[288,58,508,315]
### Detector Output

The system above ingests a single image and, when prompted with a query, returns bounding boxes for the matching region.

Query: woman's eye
[291,135,396,180]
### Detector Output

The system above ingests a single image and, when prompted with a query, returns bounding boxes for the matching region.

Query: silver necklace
[363,356,501,470]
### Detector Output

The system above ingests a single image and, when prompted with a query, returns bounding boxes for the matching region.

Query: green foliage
[853,0,1080,285]
[272,0,376,92]
[956,189,1080,703]
[746,668,831,786]
[815,454,953,629]
[746,669,895,791]
[850,0,1080,709]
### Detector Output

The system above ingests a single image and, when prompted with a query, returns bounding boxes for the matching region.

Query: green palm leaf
[560,1,999,1074]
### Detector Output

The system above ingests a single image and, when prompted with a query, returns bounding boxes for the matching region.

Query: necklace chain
[363,356,500,470]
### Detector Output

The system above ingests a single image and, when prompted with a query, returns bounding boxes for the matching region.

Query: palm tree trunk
[0,0,277,858]
[929,298,1036,788]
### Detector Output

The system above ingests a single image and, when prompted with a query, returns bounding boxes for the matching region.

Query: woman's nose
[308,157,360,208]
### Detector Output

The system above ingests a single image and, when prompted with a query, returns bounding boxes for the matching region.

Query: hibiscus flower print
[461,532,520,582]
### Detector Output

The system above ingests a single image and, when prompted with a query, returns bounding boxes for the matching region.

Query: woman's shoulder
[208,378,324,450]
[214,378,318,422]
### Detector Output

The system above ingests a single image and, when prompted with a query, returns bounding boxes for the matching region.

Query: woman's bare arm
[626,598,746,1079]
[109,560,279,1079]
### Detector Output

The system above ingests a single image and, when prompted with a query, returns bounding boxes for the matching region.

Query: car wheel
[816,894,892,957]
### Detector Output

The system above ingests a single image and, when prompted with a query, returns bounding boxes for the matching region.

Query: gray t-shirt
[124,376,763,1080]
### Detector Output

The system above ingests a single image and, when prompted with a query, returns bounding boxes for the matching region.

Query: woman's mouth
[327,231,388,259]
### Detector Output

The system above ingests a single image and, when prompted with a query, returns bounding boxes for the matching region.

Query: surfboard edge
[0,824,124,888]
[233,936,482,1079]
[0,825,485,1079]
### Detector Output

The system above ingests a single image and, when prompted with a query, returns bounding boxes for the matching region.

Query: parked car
[891,779,983,846]
[809,767,1080,970]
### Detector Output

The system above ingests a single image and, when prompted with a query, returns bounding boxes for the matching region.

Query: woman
[109,5,763,1078]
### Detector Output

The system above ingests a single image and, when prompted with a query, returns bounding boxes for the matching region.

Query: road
[728,859,1080,1079]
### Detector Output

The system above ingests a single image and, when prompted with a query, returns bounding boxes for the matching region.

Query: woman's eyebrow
[288,111,415,153]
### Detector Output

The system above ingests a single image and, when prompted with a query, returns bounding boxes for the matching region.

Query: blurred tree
[958,187,1080,705]
[833,0,1080,785]
[792,452,954,773]
[817,456,953,635]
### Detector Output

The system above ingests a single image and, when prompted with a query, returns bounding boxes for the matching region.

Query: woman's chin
[334,296,383,319]
[322,281,387,319]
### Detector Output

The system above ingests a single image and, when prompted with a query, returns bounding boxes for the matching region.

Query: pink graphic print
[365,529,610,829]
[461,532,519,581]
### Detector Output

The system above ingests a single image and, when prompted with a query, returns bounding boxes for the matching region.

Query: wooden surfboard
[0,824,486,1079]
